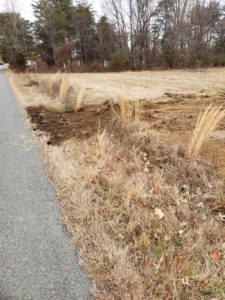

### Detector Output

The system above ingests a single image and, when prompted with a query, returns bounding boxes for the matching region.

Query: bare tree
[3,0,20,52]
[105,0,156,68]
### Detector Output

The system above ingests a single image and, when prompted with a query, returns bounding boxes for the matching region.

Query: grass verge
[43,124,225,299]
[9,71,225,299]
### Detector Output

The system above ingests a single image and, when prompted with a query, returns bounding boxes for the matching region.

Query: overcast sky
[0,0,103,21]
[1,0,225,21]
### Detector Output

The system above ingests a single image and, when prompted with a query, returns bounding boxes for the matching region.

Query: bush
[83,61,104,72]
[109,52,129,71]
[214,53,225,66]
[13,52,26,70]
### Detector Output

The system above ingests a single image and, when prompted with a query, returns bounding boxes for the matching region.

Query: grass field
[13,68,225,105]
[8,68,225,299]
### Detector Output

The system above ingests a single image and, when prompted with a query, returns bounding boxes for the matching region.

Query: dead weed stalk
[75,85,86,110]
[118,93,142,124]
[59,77,70,103]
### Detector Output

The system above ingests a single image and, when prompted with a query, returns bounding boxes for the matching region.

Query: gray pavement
[0,71,92,300]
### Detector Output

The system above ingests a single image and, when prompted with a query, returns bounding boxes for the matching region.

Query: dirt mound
[26,101,118,145]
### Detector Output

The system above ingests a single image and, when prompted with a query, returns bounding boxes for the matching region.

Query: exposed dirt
[145,99,225,174]
[26,94,225,174]
[26,101,119,145]
[142,99,225,174]
[26,99,201,145]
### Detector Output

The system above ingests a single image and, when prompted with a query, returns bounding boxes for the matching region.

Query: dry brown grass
[134,99,142,122]
[24,74,39,87]
[118,93,134,124]
[59,77,70,103]
[39,74,62,99]
[118,93,143,124]
[8,70,225,299]
[43,126,225,299]
[75,86,86,110]
[9,68,225,109]
[189,103,225,159]
[21,72,71,110]
[26,68,225,104]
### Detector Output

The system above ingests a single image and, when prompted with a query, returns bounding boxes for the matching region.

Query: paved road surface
[0,71,91,300]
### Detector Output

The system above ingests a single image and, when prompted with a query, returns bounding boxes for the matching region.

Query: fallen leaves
[194,229,203,236]
[199,280,208,288]
[181,277,191,286]
[164,234,171,241]
[214,213,225,222]
[179,229,184,236]
[154,208,164,220]
[210,249,221,261]
[153,274,160,282]
[139,199,147,208]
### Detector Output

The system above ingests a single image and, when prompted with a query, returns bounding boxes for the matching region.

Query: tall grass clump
[39,71,62,98]
[48,71,61,96]
[118,93,142,124]
[119,94,133,124]
[188,102,225,159]
[59,77,70,103]
[25,74,39,87]
[134,100,142,122]
[75,86,86,110]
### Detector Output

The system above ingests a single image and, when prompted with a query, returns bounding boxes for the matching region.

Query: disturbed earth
[26,91,225,174]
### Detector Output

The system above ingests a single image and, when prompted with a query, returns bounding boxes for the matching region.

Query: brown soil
[26,100,200,145]
[26,101,118,145]
[26,95,225,174]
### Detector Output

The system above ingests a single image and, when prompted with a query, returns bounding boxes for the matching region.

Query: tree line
[0,0,224,71]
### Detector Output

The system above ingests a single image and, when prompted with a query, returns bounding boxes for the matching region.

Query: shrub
[13,52,26,70]
[109,52,129,71]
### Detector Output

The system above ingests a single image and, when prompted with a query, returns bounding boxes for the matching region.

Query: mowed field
[24,68,225,104]
[8,68,225,299]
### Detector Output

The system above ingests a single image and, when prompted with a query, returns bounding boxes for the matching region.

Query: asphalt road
[0,71,92,300]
